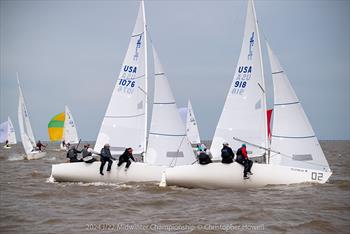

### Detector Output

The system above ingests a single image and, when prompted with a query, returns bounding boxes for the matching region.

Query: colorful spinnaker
[48,112,65,142]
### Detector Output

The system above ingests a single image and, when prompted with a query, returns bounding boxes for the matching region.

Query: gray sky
[1,0,349,141]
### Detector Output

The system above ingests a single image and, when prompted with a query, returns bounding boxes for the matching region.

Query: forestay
[94,1,147,155]
[145,47,196,166]
[186,100,201,144]
[267,43,330,171]
[63,106,79,144]
[211,0,268,158]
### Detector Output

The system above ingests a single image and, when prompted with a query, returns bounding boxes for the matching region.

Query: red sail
[267,109,273,140]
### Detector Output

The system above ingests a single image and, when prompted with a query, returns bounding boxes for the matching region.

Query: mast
[251,0,269,162]
[141,0,148,157]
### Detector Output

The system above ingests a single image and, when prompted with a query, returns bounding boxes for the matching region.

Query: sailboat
[164,0,332,189]
[185,100,201,145]
[48,106,79,150]
[51,1,195,183]
[0,117,17,148]
[178,100,201,145]
[17,76,46,160]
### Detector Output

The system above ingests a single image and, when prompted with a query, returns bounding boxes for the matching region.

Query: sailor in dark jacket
[100,144,115,175]
[67,145,83,162]
[117,148,135,171]
[221,142,234,164]
[82,144,96,163]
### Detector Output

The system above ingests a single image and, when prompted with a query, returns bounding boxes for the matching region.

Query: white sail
[0,121,8,143]
[7,117,17,144]
[211,0,268,158]
[17,78,36,155]
[267,43,330,171]
[94,1,147,155]
[186,100,201,144]
[145,47,196,166]
[62,106,79,144]
[178,107,188,124]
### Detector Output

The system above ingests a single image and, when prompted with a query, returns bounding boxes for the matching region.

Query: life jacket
[221,147,231,159]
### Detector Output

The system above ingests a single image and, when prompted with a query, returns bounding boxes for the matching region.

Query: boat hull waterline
[164,162,332,189]
[51,162,165,183]
[26,151,47,160]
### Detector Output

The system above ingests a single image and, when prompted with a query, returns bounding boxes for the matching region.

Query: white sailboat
[51,1,195,183]
[164,0,332,189]
[17,76,46,160]
[178,100,201,145]
[60,106,79,150]
[0,117,17,148]
[186,100,201,145]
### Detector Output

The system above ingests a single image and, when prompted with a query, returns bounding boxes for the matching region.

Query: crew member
[82,144,97,163]
[100,144,115,175]
[67,145,83,163]
[236,144,253,179]
[117,148,135,171]
[221,142,234,164]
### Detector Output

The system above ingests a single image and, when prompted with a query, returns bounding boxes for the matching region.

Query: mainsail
[186,100,201,144]
[62,106,79,144]
[17,77,36,155]
[0,117,17,144]
[94,1,147,155]
[211,0,268,158]
[145,47,196,166]
[267,42,330,171]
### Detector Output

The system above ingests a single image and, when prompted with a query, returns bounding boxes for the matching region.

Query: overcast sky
[1,0,349,141]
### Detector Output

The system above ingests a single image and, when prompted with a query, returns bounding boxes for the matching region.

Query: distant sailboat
[0,117,17,148]
[17,75,46,160]
[178,100,201,145]
[164,0,332,189]
[48,106,79,150]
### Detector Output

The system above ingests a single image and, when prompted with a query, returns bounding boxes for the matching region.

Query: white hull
[26,151,47,160]
[165,162,332,189]
[51,161,165,183]
[3,145,11,149]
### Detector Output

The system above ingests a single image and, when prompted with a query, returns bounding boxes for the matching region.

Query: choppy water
[0,141,349,234]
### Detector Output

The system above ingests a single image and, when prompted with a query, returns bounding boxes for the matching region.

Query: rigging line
[138,86,147,95]
[233,136,329,169]
[258,82,265,93]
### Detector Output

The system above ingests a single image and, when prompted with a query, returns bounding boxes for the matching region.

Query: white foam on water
[7,155,25,161]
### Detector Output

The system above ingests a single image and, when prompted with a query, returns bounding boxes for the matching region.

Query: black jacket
[119,150,135,162]
[221,145,234,163]
[67,148,82,159]
[100,147,113,159]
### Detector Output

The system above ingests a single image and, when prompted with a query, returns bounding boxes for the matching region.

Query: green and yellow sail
[48,112,65,141]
